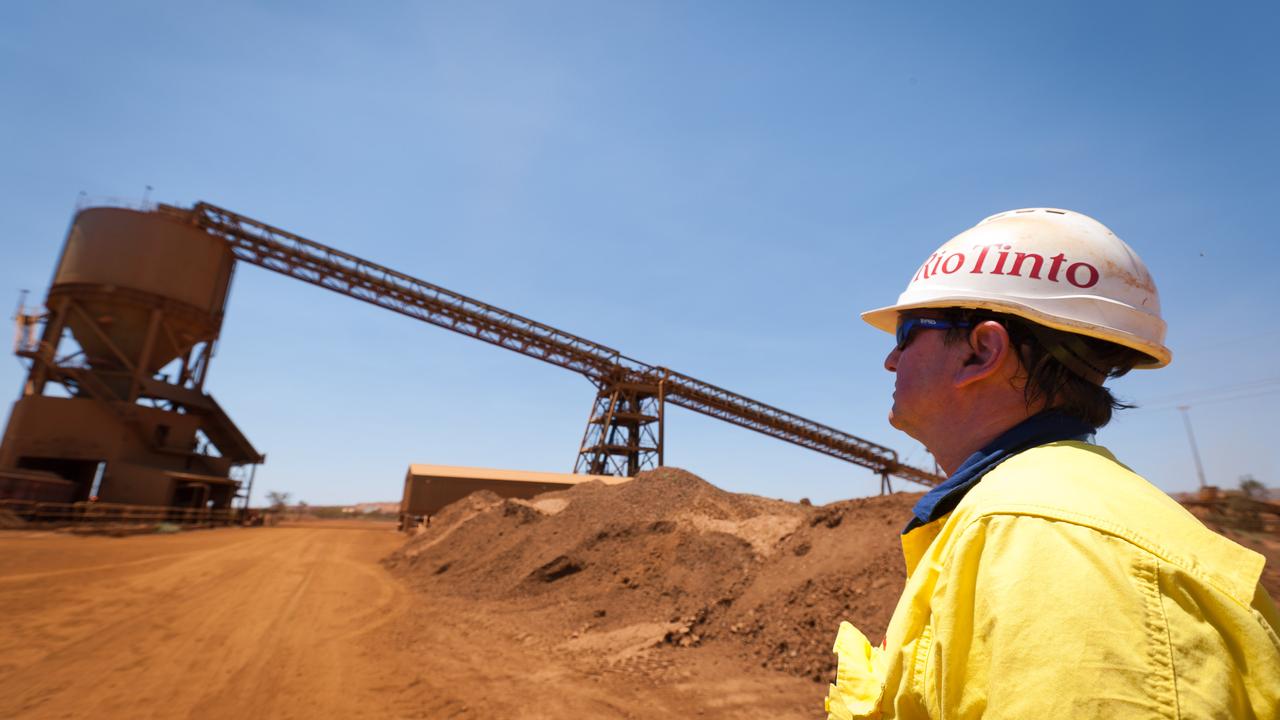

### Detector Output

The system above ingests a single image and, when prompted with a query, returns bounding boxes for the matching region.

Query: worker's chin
[887,407,920,442]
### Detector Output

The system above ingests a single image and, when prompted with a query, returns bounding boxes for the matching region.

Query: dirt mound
[705,494,916,680]
[384,467,918,683]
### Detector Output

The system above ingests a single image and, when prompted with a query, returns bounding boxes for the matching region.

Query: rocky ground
[384,467,919,684]
[4,467,1274,719]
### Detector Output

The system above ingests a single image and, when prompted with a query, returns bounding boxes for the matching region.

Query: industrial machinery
[1,207,263,509]
[1,200,941,510]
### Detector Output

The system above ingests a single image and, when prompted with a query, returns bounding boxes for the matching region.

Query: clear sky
[2,1,1277,506]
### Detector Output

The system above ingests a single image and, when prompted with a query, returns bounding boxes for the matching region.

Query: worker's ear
[954,321,1014,388]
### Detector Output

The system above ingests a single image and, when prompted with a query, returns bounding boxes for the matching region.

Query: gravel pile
[384,467,919,682]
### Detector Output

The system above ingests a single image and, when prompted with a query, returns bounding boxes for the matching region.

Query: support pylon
[574,377,664,476]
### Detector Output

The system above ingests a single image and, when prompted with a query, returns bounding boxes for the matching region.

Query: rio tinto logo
[913,244,1100,288]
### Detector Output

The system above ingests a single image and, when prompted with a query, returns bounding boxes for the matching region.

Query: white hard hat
[862,208,1171,368]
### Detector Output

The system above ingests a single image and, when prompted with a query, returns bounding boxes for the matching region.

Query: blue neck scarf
[903,410,1096,534]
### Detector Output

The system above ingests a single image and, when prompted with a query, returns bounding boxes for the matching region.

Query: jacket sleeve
[825,621,887,720]
[926,514,1214,719]
[1157,566,1280,717]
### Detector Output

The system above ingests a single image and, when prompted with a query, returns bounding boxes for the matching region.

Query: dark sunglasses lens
[895,320,914,350]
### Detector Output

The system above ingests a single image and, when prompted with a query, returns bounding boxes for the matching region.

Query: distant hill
[345,502,400,514]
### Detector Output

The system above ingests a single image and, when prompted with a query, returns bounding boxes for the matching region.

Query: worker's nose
[884,346,900,372]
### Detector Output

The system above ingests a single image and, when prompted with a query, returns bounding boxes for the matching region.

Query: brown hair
[939,309,1146,428]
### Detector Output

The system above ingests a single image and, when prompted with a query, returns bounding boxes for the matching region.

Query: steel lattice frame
[160,202,944,487]
[574,382,663,476]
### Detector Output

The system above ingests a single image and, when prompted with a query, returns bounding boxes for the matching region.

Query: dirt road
[0,522,820,719]
[0,522,410,719]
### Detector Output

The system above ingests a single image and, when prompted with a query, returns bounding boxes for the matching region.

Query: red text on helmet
[912,244,1100,288]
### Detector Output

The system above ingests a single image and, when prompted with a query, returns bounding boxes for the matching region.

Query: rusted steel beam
[163,202,945,487]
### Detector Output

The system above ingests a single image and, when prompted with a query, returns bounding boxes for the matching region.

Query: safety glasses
[895,317,972,351]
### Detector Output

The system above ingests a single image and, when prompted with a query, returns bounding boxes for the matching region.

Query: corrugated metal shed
[400,465,629,524]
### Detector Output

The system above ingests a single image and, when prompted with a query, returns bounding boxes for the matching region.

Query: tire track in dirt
[0,535,262,585]
[0,528,297,675]
[0,523,409,720]
[0,516,831,720]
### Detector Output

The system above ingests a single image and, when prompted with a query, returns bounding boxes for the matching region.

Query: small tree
[1227,475,1265,531]
[1239,475,1266,499]
[266,490,291,510]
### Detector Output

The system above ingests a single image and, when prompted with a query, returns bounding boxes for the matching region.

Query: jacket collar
[903,410,1095,534]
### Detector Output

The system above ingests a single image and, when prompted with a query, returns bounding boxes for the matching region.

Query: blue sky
[2,1,1277,505]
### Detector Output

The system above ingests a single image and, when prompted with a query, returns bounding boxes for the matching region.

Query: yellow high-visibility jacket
[825,441,1280,719]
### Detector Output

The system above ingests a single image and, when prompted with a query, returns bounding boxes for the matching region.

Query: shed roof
[405,464,630,487]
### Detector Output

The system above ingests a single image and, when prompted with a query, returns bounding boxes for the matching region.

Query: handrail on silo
[73,194,159,213]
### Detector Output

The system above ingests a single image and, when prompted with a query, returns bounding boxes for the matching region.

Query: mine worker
[825,208,1280,719]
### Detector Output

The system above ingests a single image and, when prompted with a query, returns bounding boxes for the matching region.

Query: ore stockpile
[384,468,919,682]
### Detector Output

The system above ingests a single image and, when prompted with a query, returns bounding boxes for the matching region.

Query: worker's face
[883,312,965,442]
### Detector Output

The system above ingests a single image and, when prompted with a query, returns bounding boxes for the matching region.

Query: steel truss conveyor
[159,202,942,490]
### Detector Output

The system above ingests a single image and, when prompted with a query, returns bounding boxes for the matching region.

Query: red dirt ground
[384,468,918,684]
[2,467,1275,719]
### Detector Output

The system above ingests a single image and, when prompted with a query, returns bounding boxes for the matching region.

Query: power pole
[1177,405,1208,490]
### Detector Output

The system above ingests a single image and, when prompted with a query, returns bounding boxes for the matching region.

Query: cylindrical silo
[49,207,236,393]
